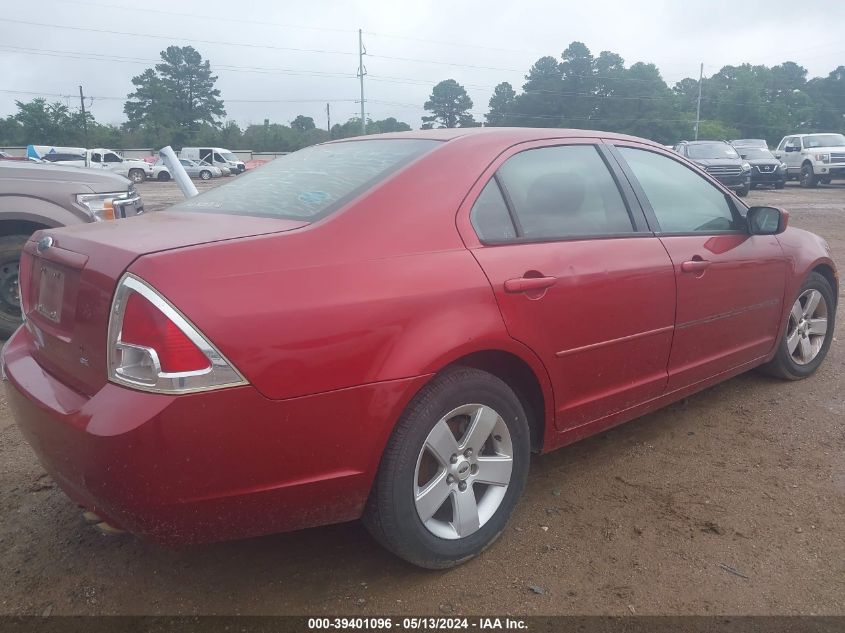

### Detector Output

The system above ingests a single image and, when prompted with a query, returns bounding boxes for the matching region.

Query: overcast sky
[1,0,844,131]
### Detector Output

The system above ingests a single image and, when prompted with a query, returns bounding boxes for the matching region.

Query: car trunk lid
[19,211,309,396]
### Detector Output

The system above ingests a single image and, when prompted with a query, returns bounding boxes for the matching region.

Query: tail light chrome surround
[107,274,247,394]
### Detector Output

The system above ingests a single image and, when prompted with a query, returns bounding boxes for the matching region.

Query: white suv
[775,133,845,187]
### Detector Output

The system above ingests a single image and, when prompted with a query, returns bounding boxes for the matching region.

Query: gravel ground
[0,181,843,616]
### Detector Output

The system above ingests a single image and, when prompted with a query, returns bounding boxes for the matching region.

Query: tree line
[424,42,845,145]
[1,43,843,151]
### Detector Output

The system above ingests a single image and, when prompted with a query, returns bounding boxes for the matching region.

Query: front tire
[735,183,750,198]
[128,169,145,184]
[0,234,29,337]
[199,170,212,181]
[775,181,785,189]
[800,164,819,188]
[760,272,835,380]
[157,171,171,182]
[363,367,530,569]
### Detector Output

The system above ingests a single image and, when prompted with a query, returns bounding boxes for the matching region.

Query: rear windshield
[172,139,440,220]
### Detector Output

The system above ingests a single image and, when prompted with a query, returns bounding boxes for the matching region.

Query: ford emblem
[37,236,53,253]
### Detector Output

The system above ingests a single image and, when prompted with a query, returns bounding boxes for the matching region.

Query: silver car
[176,158,223,180]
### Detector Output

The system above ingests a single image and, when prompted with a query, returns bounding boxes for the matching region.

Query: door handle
[681,259,711,273]
[504,276,557,293]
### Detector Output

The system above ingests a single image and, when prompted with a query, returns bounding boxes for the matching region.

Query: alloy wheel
[414,404,513,540]
[786,289,828,365]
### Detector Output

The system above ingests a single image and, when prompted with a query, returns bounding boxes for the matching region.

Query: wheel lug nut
[464,448,472,457]
[450,454,458,464]
[458,482,467,491]
[446,475,455,484]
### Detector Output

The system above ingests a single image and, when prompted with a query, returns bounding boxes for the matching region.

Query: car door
[781,136,803,176]
[610,143,787,392]
[463,140,676,432]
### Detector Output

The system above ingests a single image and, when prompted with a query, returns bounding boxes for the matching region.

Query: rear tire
[800,164,818,188]
[199,170,212,181]
[0,235,29,338]
[363,367,530,569]
[760,272,835,380]
[128,169,145,184]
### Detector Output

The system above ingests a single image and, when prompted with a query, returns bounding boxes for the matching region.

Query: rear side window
[471,180,516,241]
[495,145,634,240]
[173,139,440,220]
[618,147,743,233]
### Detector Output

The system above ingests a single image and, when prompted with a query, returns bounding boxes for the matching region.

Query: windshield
[220,151,238,162]
[803,134,845,148]
[738,148,774,160]
[172,139,440,220]
[687,144,739,159]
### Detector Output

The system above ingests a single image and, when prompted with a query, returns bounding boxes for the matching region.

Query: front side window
[173,139,439,220]
[493,145,633,240]
[618,147,743,233]
[104,152,122,163]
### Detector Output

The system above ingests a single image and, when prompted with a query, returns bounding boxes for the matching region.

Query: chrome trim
[36,236,54,253]
[107,273,248,394]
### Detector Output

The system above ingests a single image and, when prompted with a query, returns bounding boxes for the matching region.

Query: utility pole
[694,62,703,141]
[79,85,89,146]
[326,102,331,135]
[357,28,366,136]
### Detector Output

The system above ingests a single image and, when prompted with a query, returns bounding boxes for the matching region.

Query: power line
[52,0,354,34]
[0,18,356,56]
[0,45,357,79]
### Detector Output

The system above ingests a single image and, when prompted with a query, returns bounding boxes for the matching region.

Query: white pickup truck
[774,133,845,187]
[26,146,153,183]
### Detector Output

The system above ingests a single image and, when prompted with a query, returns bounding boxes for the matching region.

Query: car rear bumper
[2,327,428,544]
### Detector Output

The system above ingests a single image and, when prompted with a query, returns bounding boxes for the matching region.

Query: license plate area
[36,266,65,323]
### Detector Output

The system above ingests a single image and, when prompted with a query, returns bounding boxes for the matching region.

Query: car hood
[746,158,782,166]
[0,160,131,188]
[803,145,845,153]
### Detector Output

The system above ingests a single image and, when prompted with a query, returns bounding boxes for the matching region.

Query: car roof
[324,126,667,149]
[681,140,729,145]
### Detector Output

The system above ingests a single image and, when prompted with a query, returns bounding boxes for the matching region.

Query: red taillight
[121,291,210,373]
[109,274,245,393]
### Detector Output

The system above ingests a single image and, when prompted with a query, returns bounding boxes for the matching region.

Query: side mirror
[748,206,789,235]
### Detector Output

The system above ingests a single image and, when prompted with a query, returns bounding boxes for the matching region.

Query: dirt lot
[0,181,843,616]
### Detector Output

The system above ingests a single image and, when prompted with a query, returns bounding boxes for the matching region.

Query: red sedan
[2,129,837,568]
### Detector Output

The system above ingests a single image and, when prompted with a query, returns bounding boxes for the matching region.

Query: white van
[179,147,245,175]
